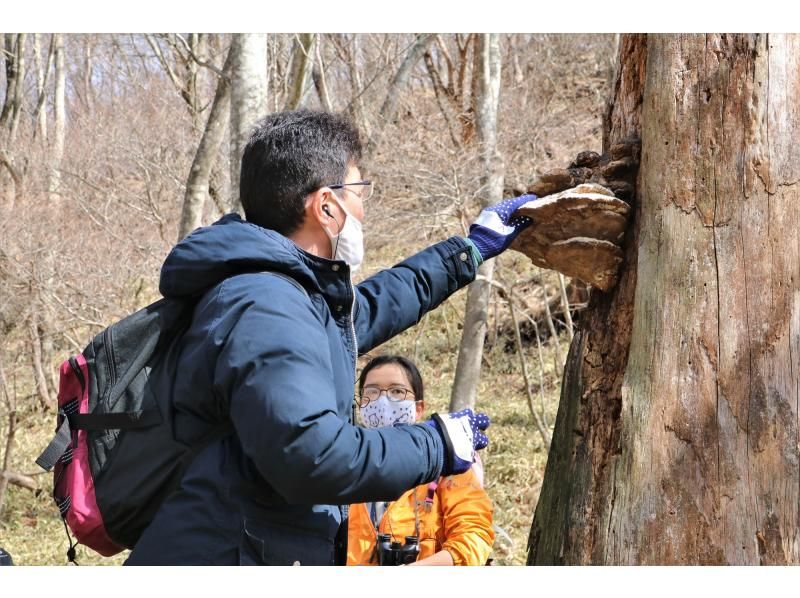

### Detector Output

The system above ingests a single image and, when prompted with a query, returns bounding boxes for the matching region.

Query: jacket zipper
[347,282,358,379]
[346,281,358,423]
[339,281,358,565]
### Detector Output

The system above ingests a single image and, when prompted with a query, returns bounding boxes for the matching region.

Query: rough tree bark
[229,34,268,213]
[528,33,800,565]
[449,33,503,412]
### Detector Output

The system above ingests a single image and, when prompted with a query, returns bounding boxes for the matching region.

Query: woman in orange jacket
[348,355,494,566]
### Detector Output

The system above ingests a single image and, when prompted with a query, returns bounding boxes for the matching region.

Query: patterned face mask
[358,396,416,428]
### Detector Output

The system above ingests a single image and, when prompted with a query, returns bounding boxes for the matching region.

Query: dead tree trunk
[449,33,503,412]
[528,33,800,565]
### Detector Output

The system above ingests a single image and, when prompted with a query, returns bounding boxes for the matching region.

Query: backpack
[36,272,306,562]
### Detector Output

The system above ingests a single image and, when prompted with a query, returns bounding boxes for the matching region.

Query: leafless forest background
[0,33,616,564]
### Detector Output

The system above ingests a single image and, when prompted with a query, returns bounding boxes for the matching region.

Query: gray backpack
[36,272,306,561]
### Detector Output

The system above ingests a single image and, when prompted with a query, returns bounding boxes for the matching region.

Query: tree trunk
[178,50,233,241]
[29,313,53,410]
[32,33,53,140]
[48,33,66,200]
[229,33,268,213]
[449,33,503,412]
[0,151,22,210]
[364,33,434,164]
[528,33,800,565]
[189,34,203,128]
[0,35,17,134]
[345,35,370,140]
[312,34,333,113]
[0,34,26,143]
[285,33,315,111]
[0,410,17,517]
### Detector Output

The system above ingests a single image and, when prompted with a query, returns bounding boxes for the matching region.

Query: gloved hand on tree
[424,409,490,476]
[466,195,534,262]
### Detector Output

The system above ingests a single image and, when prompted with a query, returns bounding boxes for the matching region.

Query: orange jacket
[347,467,494,566]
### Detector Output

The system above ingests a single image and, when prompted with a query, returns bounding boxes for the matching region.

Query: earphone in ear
[322,204,332,216]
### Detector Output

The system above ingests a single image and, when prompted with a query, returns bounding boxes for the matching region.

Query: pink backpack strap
[424,480,438,508]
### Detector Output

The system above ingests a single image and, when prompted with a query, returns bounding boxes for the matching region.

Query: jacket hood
[160,214,335,298]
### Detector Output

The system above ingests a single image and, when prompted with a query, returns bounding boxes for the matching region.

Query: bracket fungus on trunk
[510,183,631,291]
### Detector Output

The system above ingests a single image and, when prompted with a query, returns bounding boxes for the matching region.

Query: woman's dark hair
[240,109,362,235]
[358,355,424,403]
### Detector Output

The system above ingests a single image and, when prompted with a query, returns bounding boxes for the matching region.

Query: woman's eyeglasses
[358,385,414,407]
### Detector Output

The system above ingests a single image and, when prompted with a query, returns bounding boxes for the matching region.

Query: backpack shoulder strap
[258,271,309,299]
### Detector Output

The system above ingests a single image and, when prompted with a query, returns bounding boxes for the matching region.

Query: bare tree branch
[508,285,552,449]
[174,33,228,80]
[145,34,183,92]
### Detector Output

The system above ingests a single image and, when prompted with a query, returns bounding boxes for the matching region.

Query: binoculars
[375,533,419,566]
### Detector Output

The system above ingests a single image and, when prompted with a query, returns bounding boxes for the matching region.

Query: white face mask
[358,396,416,428]
[324,195,364,272]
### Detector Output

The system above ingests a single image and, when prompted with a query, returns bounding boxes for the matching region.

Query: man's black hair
[358,355,424,403]
[240,109,362,235]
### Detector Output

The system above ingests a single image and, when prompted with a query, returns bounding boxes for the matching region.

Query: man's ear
[306,188,337,231]
[415,400,425,421]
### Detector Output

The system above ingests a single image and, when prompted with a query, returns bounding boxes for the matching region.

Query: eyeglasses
[358,385,415,408]
[328,180,373,201]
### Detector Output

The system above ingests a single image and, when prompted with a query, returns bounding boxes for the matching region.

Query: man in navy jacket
[126,110,531,565]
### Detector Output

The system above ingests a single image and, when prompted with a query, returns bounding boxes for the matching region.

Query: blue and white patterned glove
[466,195,535,261]
[425,409,491,476]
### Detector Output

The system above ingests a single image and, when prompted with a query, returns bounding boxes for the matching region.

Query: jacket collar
[160,213,353,303]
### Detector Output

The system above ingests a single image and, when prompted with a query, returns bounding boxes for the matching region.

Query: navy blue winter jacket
[125,214,477,565]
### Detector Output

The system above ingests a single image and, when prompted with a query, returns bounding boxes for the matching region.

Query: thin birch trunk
[449,33,503,412]
[48,34,66,200]
[229,34,268,213]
